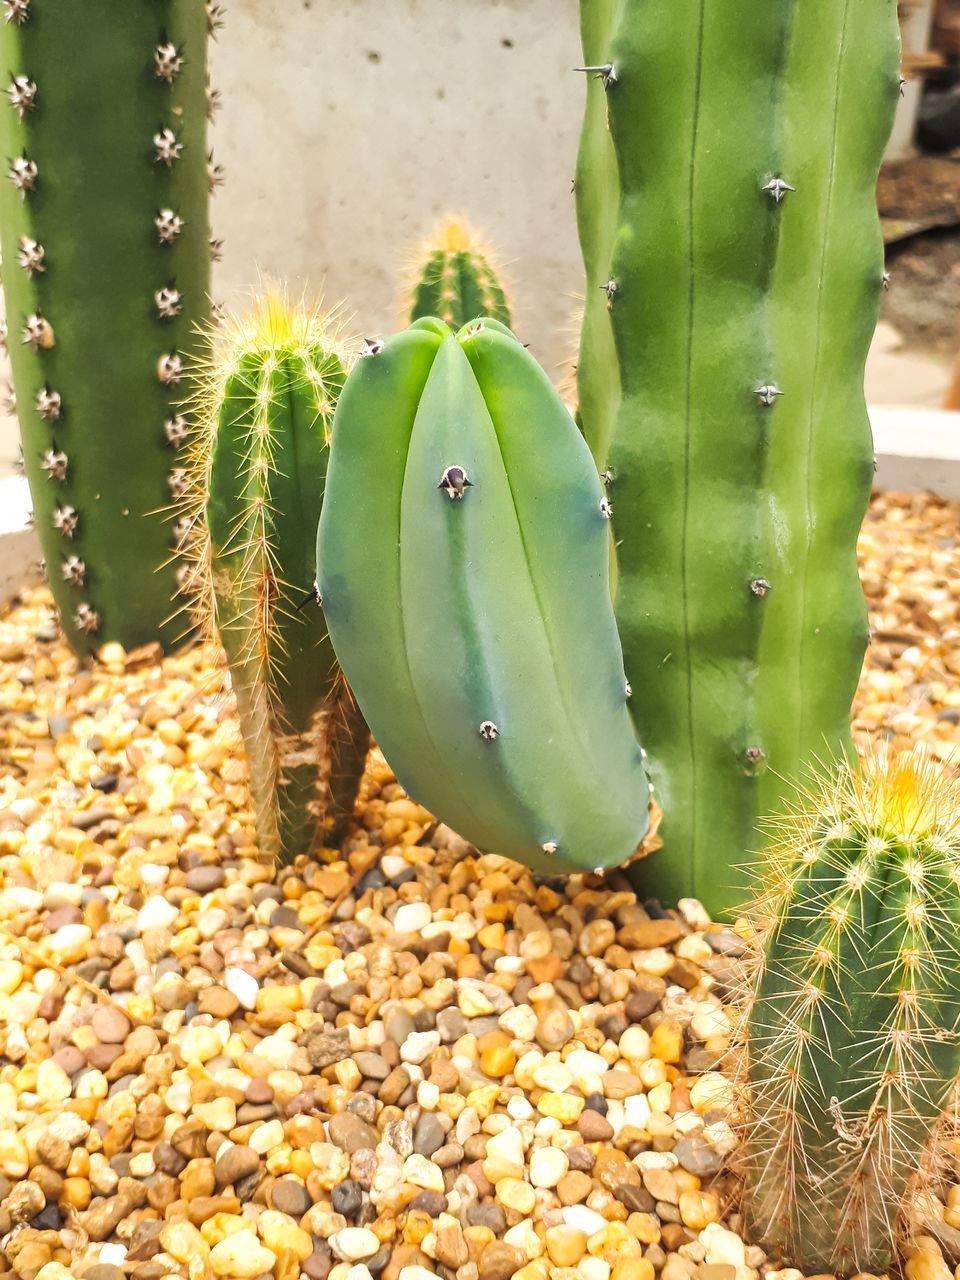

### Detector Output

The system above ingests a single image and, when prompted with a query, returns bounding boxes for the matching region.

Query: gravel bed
[0,489,957,1280]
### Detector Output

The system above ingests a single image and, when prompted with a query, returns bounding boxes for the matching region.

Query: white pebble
[417,1080,440,1110]
[380,854,409,880]
[330,1228,380,1261]
[139,863,169,887]
[400,1030,440,1065]
[701,1223,746,1268]
[393,902,432,934]
[137,896,179,932]
[564,1048,609,1079]
[624,1094,652,1129]
[562,1206,608,1236]
[225,966,259,1010]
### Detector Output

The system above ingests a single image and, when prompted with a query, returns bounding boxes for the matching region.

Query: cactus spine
[316,317,651,877]
[743,749,960,1274]
[190,293,369,865]
[573,3,901,915]
[407,220,511,331]
[0,0,214,655]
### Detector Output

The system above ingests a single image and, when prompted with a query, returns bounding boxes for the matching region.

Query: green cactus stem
[187,292,370,865]
[573,2,901,915]
[316,316,652,878]
[407,220,511,331]
[743,748,960,1274]
[0,0,213,655]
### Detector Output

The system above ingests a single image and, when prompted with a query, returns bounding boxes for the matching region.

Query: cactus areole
[745,750,960,1274]
[0,0,212,654]
[316,317,652,877]
[407,220,511,332]
[573,1,901,914]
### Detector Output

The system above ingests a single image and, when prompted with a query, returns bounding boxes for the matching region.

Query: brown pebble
[479,1240,524,1280]
[85,1042,124,1071]
[245,1078,274,1105]
[90,1005,131,1044]
[525,952,564,984]
[379,1065,412,1106]
[197,985,240,1018]
[185,1194,241,1225]
[618,919,683,949]
[214,1143,261,1187]
[577,1110,614,1142]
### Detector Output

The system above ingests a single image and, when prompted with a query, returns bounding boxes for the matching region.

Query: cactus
[316,316,652,877]
[572,2,901,914]
[0,0,214,655]
[407,220,511,331]
[186,292,370,865]
[743,748,960,1274]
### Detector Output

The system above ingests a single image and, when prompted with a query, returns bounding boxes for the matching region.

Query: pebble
[209,1229,277,1277]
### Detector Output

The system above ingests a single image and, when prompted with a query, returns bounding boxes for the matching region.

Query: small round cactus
[743,747,960,1274]
[406,219,511,331]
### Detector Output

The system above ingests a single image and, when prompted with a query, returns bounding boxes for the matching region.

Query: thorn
[755,384,783,406]
[206,83,222,120]
[750,578,771,597]
[61,556,85,588]
[175,564,192,592]
[625,680,632,697]
[153,128,182,167]
[478,721,499,742]
[7,74,35,118]
[570,177,576,194]
[899,75,907,97]
[164,415,188,446]
[73,603,99,634]
[762,177,795,203]
[873,455,878,474]
[35,386,61,421]
[574,63,617,88]
[296,581,321,611]
[209,238,224,264]
[601,468,614,486]
[882,270,890,290]
[155,209,183,244]
[744,745,765,762]
[8,154,37,196]
[463,321,485,339]
[541,841,558,855]
[439,465,472,499]
[21,315,54,350]
[600,279,617,302]
[207,151,224,191]
[206,2,225,36]
[154,41,184,84]
[17,236,44,277]
[599,496,612,519]
[40,448,67,482]
[167,468,188,498]
[155,285,183,320]
[172,517,192,548]
[359,338,384,358]
[52,506,78,539]
[157,353,183,386]
[2,0,30,24]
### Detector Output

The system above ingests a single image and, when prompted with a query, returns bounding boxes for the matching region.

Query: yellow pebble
[649,1021,683,1064]
[678,1189,719,1230]
[200,1212,249,1246]
[478,923,506,950]
[259,1209,313,1261]
[537,1092,584,1124]
[467,1085,500,1120]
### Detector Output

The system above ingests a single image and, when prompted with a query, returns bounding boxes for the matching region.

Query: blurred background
[0,0,957,482]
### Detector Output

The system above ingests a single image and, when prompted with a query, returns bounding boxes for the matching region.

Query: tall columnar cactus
[743,749,960,1274]
[407,220,511,331]
[186,293,370,865]
[573,3,901,915]
[0,0,216,655]
[316,317,652,877]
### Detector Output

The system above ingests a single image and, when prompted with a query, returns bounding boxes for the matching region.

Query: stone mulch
[0,489,957,1280]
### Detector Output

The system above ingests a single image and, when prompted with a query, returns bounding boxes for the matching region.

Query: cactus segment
[407,220,511,331]
[189,294,370,865]
[744,749,960,1273]
[572,0,901,916]
[316,317,651,876]
[0,1,211,655]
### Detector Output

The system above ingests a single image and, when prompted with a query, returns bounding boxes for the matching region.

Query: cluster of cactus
[0,0,217,655]
[742,747,960,1274]
[182,292,370,865]
[316,316,652,876]
[406,219,511,332]
[571,0,902,916]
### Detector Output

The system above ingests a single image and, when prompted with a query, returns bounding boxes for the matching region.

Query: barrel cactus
[0,0,214,654]
[407,219,511,331]
[744,748,960,1274]
[186,292,370,865]
[316,316,652,876]
[573,1,901,914]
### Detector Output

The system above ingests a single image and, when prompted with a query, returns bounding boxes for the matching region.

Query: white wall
[208,0,585,363]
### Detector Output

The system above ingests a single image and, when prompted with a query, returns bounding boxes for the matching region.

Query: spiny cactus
[183,292,370,865]
[573,1,901,915]
[743,748,960,1274]
[316,316,653,876]
[0,0,216,655]
[406,220,511,331]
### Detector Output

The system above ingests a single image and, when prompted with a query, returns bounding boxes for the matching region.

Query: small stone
[562,1205,608,1236]
[413,1112,445,1157]
[215,1143,261,1186]
[331,1228,381,1261]
[579,920,616,957]
[329,1112,380,1153]
[379,1066,412,1105]
[259,1208,314,1261]
[482,1128,525,1183]
[159,1220,209,1263]
[537,1091,584,1124]
[649,1021,683,1064]
[138,895,180,931]
[198,986,240,1018]
[209,1229,277,1277]
[529,1146,568,1188]
[331,1179,363,1216]
[401,1153,445,1192]
[701,1223,745,1269]
[436,1225,470,1269]
[90,1005,130,1044]
[536,1007,575,1051]
[545,1226,589,1267]
[479,1241,524,1280]
[495,1176,536,1215]
[272,1177,313,1217]
[460,986,496,1017]
[618,919,683,949]
[673,1135,722,1177]
[557,1170,592,1205]
[394,902,432,933]
[400,1030,440,1065]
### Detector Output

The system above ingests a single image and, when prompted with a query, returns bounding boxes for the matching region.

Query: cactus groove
[0,0,213,654]
[407,220,511,331]
[316,317,651,877]
[744,749,960,1274]
[188,293,369,865]
[573,1,901,915]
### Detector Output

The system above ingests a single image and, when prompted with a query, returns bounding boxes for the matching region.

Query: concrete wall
[208,0,584,361]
